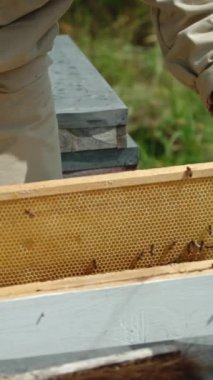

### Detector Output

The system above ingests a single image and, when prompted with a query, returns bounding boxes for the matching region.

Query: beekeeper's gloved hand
[143,0,213,114]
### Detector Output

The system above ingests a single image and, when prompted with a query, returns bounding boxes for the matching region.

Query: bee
[167,240,177,251]
[184,166,193,179]
[205,244,213,249]
[208,225,213,236]
[188,240,204,254]
[194,240,204,252]
[84,259,98,275]
[187,240,196,254]
[198,240,204,253]
[92,259,97,270]
[150,244,155,256]
[24,209,35,218]
[130,252,144,269]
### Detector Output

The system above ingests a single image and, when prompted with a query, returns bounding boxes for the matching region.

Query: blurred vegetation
[60,0,213,168]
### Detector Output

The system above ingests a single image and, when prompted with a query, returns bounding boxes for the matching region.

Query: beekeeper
[0,1,72,185]
[0,1,212,185]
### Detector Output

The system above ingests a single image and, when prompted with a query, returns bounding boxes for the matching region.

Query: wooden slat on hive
[61,134,138,173]
[0,263,213,364]
[59,126,127,153]
[49,36,128,151]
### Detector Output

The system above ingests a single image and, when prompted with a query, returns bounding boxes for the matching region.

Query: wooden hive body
[49,36,138,174]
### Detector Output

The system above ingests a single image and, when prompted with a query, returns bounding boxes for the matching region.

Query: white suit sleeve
[0,0,73,184]
[143,0,213,112]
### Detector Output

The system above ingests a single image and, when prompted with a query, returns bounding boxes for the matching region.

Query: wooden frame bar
[0,162,212,201]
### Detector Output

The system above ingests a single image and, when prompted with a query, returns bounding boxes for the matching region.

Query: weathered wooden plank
[61,135,138,172]
[0,270,213,361]
[49,36,128,130]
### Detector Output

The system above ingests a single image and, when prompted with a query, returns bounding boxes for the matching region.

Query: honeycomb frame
[0,163,212,287]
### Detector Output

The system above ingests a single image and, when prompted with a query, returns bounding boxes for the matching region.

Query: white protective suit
[0,1,212,184]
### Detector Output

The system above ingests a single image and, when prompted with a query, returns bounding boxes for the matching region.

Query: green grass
[62,2,213,168]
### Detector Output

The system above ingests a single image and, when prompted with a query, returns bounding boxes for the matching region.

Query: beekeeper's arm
[0,0,72,185]
[143,0,213,113]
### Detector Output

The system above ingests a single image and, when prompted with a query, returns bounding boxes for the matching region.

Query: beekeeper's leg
[143,0,213,113]
[0,0,72,185]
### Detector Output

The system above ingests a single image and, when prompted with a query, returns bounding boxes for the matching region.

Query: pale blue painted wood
[61,135,139,172]
[49,36,128,130]
[0,274,213,362]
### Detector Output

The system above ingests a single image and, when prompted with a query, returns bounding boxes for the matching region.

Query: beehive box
[49,36,139,175]
[49,36,128,154]
[0,163,212,376]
